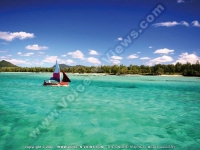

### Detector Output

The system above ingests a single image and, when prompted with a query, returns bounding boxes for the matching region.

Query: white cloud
[0,31,34,41]
[38,52,44,55]
[118,37,123,41]
[4,59,28,65]
[0,54,12,59]
[42,56,58,63]
[148,55,173,65]
[154,48,174,54]
[127,54,138,59]
[149,46,153,48]
[66,59,75,64]
[140,57,151,60]
[86,57,101,65]
[31,59,44,66]
[67,50,84,60]
[111,59,121,64]
[177,0,184,3]
[61,54,67,57]
[182,21,189,27]
[153,21,189,27]
[110,55,122,64]
[89,50,99,55]
[173,52,199,64]
[23,53,34,56]
[111,56,122,60]
[0,56,7,59]
[26,44,48,50]
[137,51,141,53]
[0,50,7,53]
[42,56,76,64]
[192,20,200,27]
[17,52,34,56]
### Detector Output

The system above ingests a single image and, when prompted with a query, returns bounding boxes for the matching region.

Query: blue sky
[0,0,200,67]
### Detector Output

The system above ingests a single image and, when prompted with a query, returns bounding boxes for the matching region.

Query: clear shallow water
[0,73,200,150]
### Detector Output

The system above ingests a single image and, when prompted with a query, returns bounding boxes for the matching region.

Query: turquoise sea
[0,73,200,150]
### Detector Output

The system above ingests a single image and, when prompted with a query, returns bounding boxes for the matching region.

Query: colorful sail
[50,60,60,82]
[62,71,71,82]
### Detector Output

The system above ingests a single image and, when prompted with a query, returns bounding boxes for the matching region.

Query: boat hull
[43,81,69,86]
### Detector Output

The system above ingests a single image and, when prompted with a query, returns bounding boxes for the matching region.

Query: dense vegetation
[0,60,200,76]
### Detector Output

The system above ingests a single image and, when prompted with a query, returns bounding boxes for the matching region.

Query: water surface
[0,73,199,149]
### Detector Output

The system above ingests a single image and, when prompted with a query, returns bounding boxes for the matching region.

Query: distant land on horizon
[0,60,18,68]
[0,60,200,77]
[0,60,85,68]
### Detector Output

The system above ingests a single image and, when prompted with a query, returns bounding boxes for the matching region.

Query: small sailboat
[43,60,71,86]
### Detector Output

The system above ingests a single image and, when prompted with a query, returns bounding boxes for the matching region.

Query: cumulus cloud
[23,53,34,56]
[182,21,189,27]
[192,20,200,27]
[42,56,76,64]
[111,59,121,64]
[154,48,174,54]
[61,54,67,57]
[149,46,153,48]
[38,52,44,55]
[0,54,12,59]
[137,51,141,53]
[0,31,34,41]
[30,59,44,66]
[140,57,151,60]
[153,21,189,27]
[148,55,173,65]
[67,50,101,64]
[118,37,123,41]
[177,0,184,3]
[17,52,34,56]
[111,56,122,60]
[86,57,101,64]
[89,50,99,55]
[42,56,58,63]
[173,52,199,64]
[67,50,84,60]
[66,59,75,64]
[127,54,138,59]
[109,55,122,64]
[0,56,7,59]
[26,44,48,50]
[4,59,28,64]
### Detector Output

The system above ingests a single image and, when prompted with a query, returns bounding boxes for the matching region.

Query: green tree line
[0,61,200,76]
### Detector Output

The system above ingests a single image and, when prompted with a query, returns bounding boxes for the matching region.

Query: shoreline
[0,72,185,77]
[1,72,199,77]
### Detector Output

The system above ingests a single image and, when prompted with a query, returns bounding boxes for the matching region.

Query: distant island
[0,60,200,77]
[0,60,18,67]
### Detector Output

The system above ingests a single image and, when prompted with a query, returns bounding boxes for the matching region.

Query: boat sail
[50,60,60,82]
[43,60,71,86]
[62,70,71,82]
